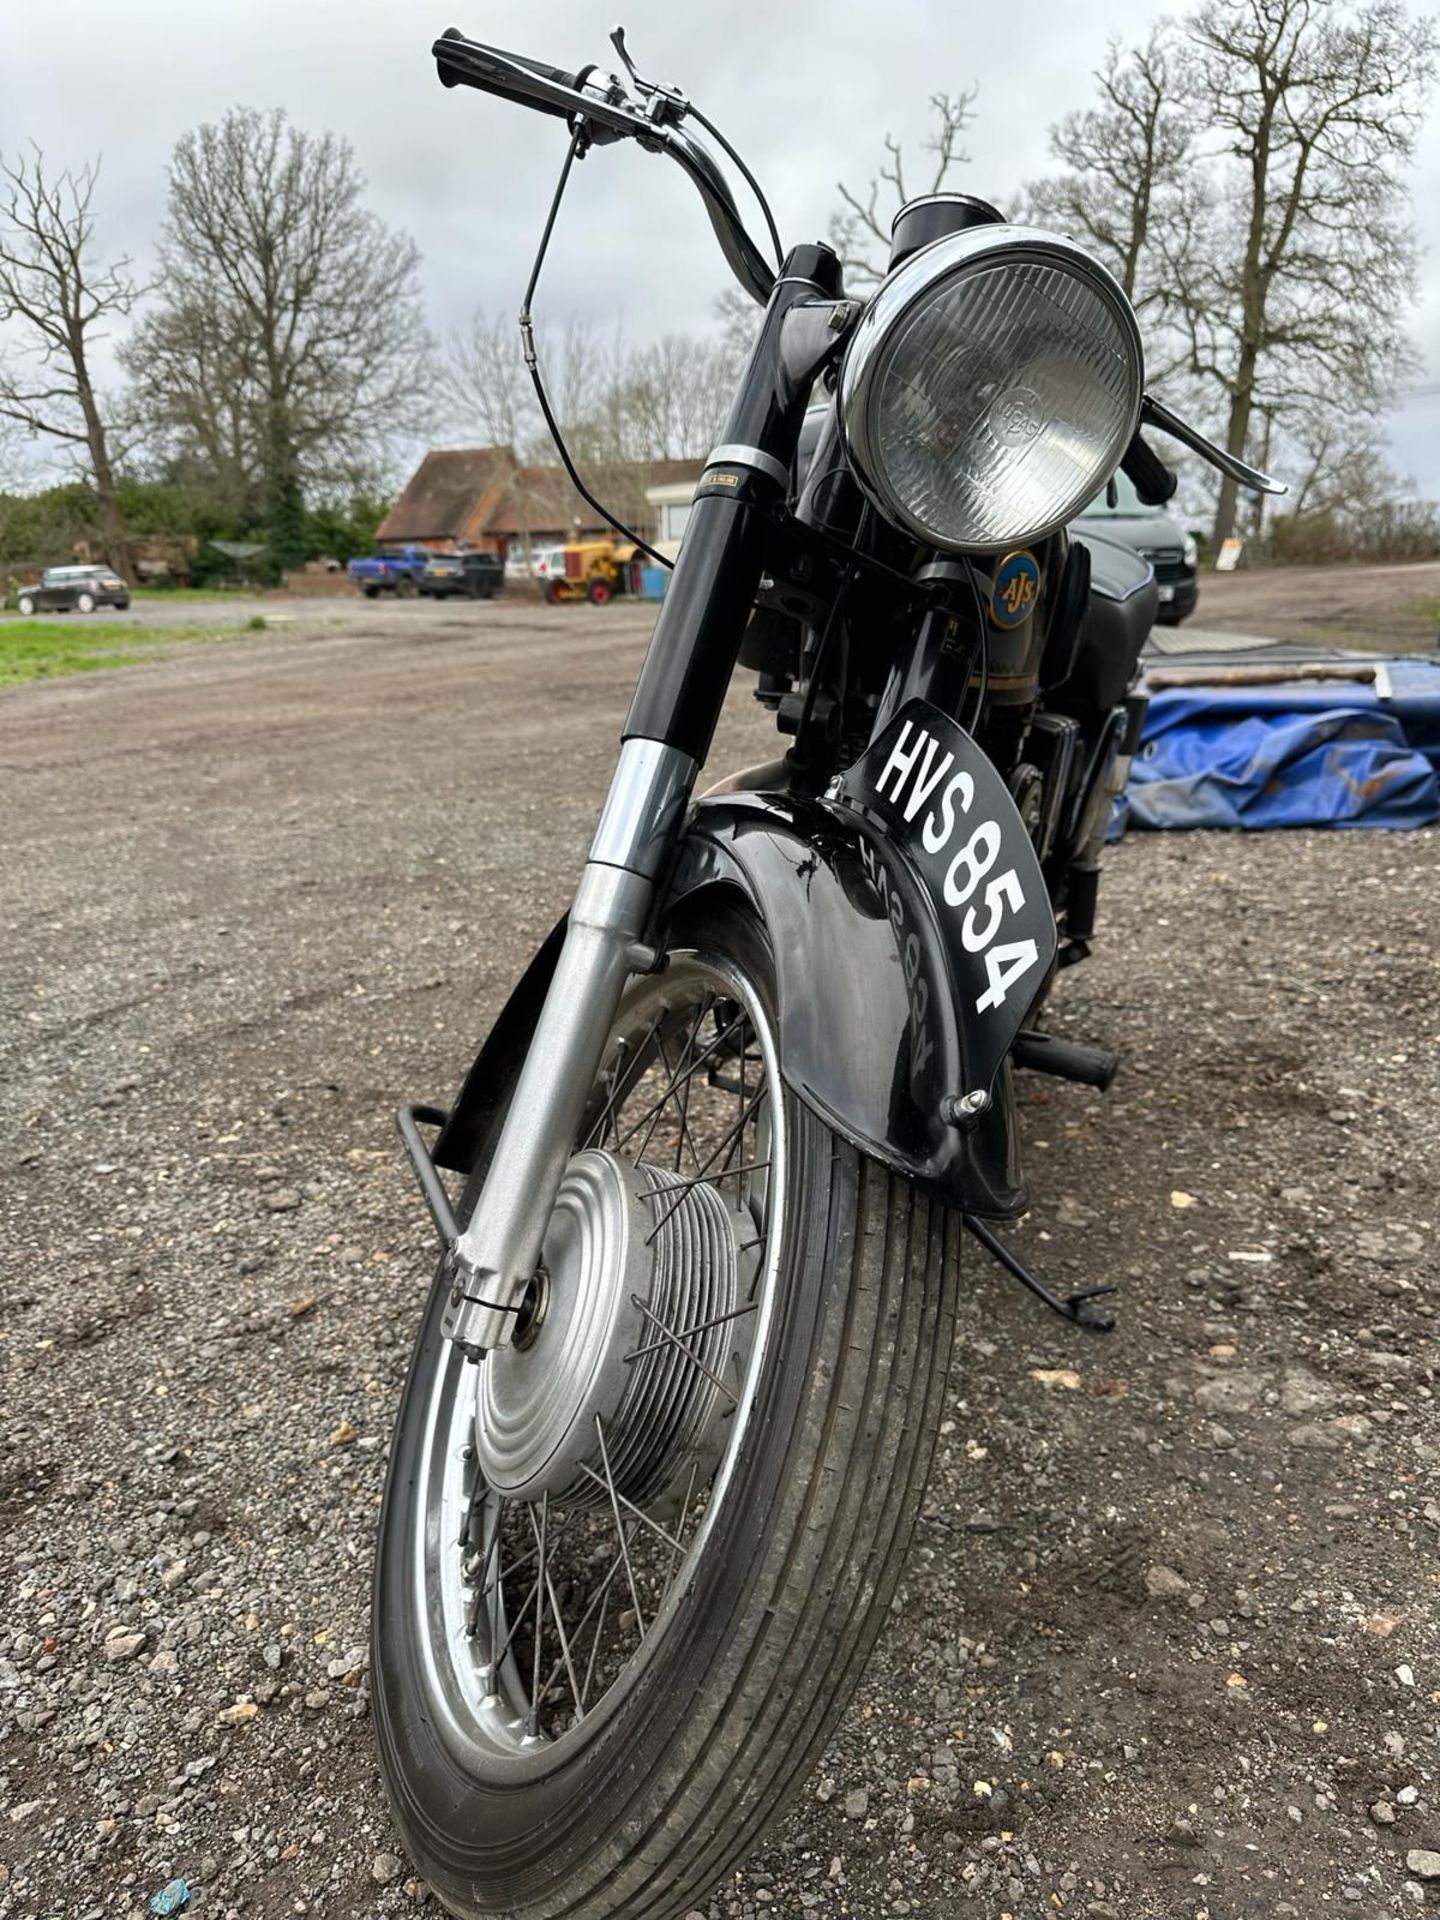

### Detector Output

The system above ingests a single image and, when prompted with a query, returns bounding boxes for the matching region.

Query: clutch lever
[1141,393,1287,497]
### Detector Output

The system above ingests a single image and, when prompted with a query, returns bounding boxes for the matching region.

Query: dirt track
[1193,558,1440,652]
[1,595,1438,1919]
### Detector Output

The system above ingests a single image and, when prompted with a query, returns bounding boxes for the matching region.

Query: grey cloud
[1,0,1435,488]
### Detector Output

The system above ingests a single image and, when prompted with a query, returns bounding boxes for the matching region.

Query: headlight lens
[840,226,1144,553]
[1183,532,1199,568]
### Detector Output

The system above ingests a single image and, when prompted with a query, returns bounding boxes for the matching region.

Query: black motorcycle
[374,28,1280,1918]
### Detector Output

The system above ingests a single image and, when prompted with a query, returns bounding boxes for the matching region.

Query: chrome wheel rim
[410,948,786,1774]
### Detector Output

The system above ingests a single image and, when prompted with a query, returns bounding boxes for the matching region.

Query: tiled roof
[375,447,515,543]
[378,448,705,544]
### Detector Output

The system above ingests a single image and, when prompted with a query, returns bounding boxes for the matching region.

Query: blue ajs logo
[989,550,1040,629]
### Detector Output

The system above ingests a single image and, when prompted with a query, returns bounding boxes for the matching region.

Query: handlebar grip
[434,27,583,120]
[1120,431,1178,507]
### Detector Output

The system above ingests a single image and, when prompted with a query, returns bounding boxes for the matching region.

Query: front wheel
[373,898,958,1920]
[16,594,35,617]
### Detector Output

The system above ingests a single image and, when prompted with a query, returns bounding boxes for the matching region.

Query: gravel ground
[1,598,1437,1920]
[1190,559,1440,653]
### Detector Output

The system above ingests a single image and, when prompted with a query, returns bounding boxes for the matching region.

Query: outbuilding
[376,447,704,563]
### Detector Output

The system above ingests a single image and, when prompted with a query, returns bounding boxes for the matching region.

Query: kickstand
[963,1215,1117,1333]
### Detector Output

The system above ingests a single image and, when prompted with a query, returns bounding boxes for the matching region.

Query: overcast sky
[2,0,1437,492]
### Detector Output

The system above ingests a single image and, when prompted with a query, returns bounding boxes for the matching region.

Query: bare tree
[1175,0,1437,547]
[124,108,433,566]
[832,90,979,286]
[449,309,531,454]
[617,335,733,461]
[1023,29,1193,310]
[124,284,265,519]
[0,147,137,578]
[449,308,733,473]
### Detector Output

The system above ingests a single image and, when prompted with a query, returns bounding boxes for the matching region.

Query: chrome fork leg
[442,739,696,1353]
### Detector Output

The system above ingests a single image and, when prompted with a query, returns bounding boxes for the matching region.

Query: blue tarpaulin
[1114,659,1440,834]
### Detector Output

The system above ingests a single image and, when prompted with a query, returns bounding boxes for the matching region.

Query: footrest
[1012,1030,1119,1091]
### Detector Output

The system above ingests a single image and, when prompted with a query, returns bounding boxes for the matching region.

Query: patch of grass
[0,619,239,688]
[1401,595,1440,631]
[246,615,267,632]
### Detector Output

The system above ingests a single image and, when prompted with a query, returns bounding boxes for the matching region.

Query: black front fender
[434,791,1027,1220]
[668,791,1026,1218]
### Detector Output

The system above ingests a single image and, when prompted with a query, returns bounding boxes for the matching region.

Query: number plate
[836,701,1057,1090]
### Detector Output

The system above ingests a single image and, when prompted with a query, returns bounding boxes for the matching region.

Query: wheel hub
[473,1149,757,1515]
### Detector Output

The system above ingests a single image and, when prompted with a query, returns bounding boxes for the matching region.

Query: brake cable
[518,126,674,571]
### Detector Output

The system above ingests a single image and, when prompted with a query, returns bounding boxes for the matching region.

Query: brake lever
[1141,393,1287,497]
[608,25,690,127]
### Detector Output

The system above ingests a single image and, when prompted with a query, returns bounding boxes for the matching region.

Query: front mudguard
[667,792,1025,1218]
[434,790,1025,1219]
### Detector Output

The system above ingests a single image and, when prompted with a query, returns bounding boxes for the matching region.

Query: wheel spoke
[579,1554,615,1711]
[527,1493,549,1736]
[537,1542,628,1717]
[610,1008,746,1154]
[670,998,709,1173]
[641,1155,771,1245]
[576,1456,687,1555]
[593,1415,648,1638]
[583,1033,630,1149]
[629,994,713,1169]
[629,1295,737,1405]
[624,1298,758,1366]
[463,1495,508,1637]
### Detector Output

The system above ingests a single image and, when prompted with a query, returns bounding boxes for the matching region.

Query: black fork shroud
[433,785,1028,1222]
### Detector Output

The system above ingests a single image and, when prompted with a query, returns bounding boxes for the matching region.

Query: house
[645,478,699,564]
[376,447,706,560]
[373,446,515,553]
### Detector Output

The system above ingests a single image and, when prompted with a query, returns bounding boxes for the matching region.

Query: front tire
[17,594,35,617]
[374,899,958,1919]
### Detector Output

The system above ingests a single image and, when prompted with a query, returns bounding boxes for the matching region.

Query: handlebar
[435,29,582,113]
[434,29,636,142]
[432,26,777,304]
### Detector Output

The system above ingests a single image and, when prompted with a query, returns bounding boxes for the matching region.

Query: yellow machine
[544,538,635,606]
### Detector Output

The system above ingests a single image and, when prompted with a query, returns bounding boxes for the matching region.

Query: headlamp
[840,225,1144,553]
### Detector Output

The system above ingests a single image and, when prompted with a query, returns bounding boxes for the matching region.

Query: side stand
[963,1215,1117,1333]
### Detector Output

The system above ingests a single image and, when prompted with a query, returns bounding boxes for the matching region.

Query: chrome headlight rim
[839,224,1146,556]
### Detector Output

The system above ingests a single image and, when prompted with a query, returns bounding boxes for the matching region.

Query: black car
[417,551,505,600]
[1072,471,1198,625]
[15,564,131,616]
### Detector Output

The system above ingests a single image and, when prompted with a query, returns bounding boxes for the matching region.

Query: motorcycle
[374,27,1282,1919]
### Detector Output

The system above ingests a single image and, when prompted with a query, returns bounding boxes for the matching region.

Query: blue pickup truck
[348,546,430,598]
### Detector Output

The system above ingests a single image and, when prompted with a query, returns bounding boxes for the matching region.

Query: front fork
[440,741,694,1350]
[440,243,853,1355]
